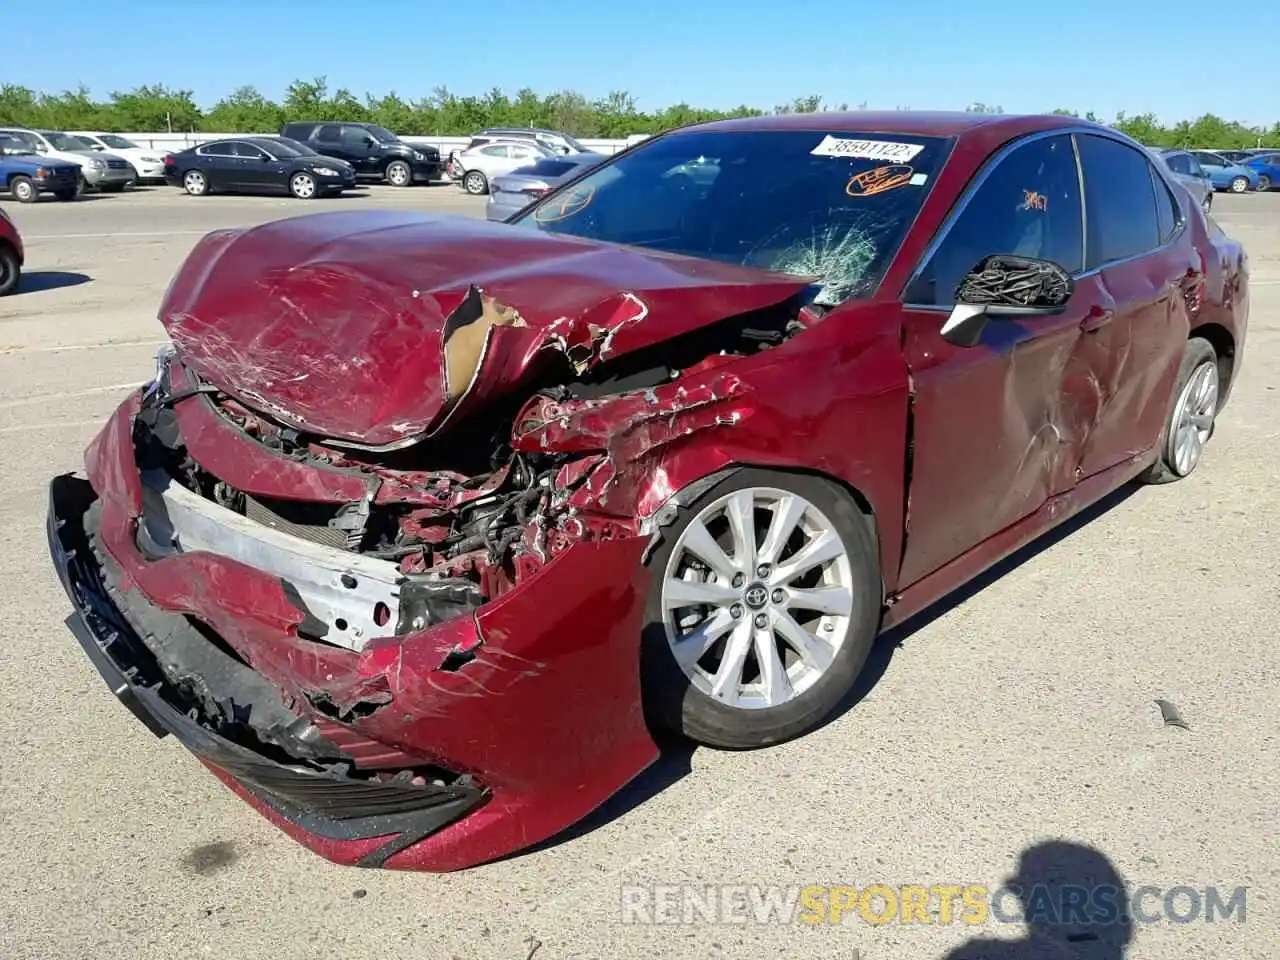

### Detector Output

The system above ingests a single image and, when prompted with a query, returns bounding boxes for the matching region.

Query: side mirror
[93,144,106,151]
[34,143,48,154]
[940,255,1074,348]
[364,137,377,147]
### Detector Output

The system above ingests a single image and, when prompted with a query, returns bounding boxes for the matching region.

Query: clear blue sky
[7,0,1275,126]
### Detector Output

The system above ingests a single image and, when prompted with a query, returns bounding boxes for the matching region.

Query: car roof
[681,110,1086,140]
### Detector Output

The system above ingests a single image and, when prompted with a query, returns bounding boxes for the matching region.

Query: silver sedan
[485,152,609,220]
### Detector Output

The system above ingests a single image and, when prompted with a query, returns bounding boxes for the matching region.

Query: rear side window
[1076,134,1162,268]
[317,124,343,143]
[1165,153,1191,175]
[200,141,237,157]
[906,134,1083,305]
[480,144,510,157]
[282,124,313,141]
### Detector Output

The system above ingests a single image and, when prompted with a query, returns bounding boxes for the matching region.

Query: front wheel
[183,170,208,196]
[640,469,882,749]
[1229,176,1249,193]
[385,160,412,187]
[462,170,489,195]
[9,176,36,203]
[289,172,317,199]
[1137,337,1220,485]
[1201,193,1213,216]
[1256,174,1270,192]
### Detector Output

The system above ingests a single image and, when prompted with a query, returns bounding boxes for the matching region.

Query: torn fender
[160,211,813,447]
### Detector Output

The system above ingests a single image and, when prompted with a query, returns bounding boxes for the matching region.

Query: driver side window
[905,134,1084,306]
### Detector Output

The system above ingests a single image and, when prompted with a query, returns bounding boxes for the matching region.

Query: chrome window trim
[901,126,1188,310]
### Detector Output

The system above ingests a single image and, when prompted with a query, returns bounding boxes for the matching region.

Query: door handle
[1080,306,1114,333]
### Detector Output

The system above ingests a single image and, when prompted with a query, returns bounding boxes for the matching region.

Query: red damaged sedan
[48,112,1249,872]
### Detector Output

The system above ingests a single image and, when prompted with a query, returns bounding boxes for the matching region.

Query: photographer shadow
[942,841,1133,960]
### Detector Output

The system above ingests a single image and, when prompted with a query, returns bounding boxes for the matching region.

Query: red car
[48,112,1249,872]
[0,205,24,296]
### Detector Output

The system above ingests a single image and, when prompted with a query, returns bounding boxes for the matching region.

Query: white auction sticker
[810,135,924,163]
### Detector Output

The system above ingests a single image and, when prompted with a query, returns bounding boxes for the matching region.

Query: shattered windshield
[511,129,951,305]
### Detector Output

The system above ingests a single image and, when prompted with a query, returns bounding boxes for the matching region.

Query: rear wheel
[640,469,882,749]
[289,172,317,199]
[385,160,412,187]
[1229,176,1249,193]
[1137,337,1220,484]
[183,170,208,196]
[9,176,36,203]
[0,244,20,296]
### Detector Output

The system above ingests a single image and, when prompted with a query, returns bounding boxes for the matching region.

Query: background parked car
[448,139,557,195]
[1242,152,1280,191]
[68,132,166,184]
[485,152,608,220]
[1189,150,1262,193]
[1149,147,1213,213]
[164,136,357,199]
[0,205,23,295]
[0,134,80,202]
[448,127,587,167]
[0,128,135,192]
[279,122,443,186]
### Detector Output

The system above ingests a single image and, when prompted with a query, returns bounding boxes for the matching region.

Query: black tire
[462,170,489,195]
[1229,176,1249,193]
[182,170,209,196]
[1202,193,1213,215]
[385,160,412,187]
[10,176,37,203]
[639,468,882,749]
[0,243,19,296]
[1257,175,1271,192]
[54,188,78,202]
[1136,337,1219,485]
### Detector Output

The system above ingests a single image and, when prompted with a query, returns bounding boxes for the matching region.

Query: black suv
[278,122,443,186]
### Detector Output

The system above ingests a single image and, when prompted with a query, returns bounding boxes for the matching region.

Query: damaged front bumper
[47,393,660,872]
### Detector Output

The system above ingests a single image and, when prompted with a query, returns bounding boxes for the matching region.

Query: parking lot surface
[2,185,1277,960]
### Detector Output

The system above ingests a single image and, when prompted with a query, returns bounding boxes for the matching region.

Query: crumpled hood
[159,210,812,447]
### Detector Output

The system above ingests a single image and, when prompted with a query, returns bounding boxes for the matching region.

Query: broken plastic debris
[1154,699,1190,730]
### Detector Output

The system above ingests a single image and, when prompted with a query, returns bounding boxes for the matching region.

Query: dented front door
[893,131,1104,586]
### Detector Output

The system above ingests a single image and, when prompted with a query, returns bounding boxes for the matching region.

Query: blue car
[0,134,80,202]
[1243,152,1280,192]
[1189,150,1262,193]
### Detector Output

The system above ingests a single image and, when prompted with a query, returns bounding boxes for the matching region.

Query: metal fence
[117,132,645,155]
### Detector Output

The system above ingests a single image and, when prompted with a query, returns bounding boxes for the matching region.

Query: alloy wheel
[184,171,206,195]
[660,487,855,709]
[291,173,316,199]
[1167,361,1219,477]
[1230,176,1249,193]
[464,171,487,195]
[1258,175,1270,192]
[387,162,410,186]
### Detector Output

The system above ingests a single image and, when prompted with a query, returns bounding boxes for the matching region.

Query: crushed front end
[47,347,659,872]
